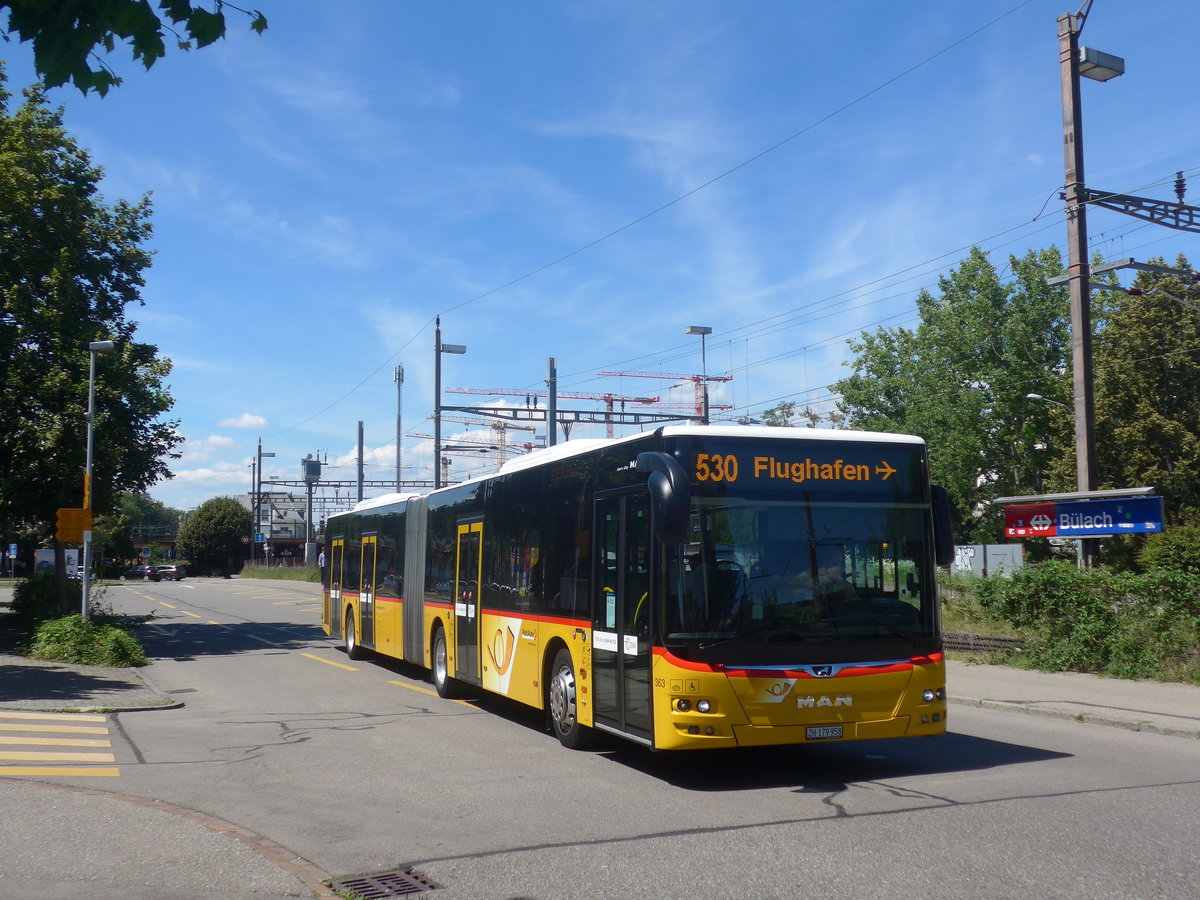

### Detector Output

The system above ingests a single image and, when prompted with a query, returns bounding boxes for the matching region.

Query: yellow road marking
[0,750,117,763]
[0,723,109,735]
[179,610,202,619]
[0,711,107,723]
[0,766,120,777]
[0,736,111,748]
[159,601,177,609]
[388,680,476,707]
[301,653,358,671]
[208,620,221,625]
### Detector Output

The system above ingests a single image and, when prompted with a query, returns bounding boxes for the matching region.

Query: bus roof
[496,425,924,476]
[328,492,422,521]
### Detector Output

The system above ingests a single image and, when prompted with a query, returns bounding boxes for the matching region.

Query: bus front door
[329,538,345,637]
[454,521,482,686]
[360,534,377,647]
[592,491,653,743]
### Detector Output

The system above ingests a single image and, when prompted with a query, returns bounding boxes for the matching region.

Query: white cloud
[218,413,269,430]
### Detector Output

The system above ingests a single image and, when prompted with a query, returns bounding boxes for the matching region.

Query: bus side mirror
[931,485,955,567]
[636,452,689,545]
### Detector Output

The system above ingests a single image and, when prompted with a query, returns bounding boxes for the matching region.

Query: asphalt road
[25,577,1200,899]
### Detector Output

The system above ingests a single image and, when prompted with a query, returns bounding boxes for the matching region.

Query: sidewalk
[946,659,1200,739]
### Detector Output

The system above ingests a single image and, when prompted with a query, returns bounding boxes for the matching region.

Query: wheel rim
[345,614,356,653]
[434,633,448,686]
[549,662,576,733]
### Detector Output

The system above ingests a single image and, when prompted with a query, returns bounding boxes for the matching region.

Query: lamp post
[82,340,115,620]
[433,315,466,488]
[1058,3,1124,566]
[686,325,712,424]
[255,441,276,566]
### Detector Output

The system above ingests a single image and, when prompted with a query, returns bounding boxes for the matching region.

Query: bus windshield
[660,494,939,667]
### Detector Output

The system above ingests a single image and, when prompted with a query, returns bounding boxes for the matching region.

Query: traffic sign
[55,508,93,542]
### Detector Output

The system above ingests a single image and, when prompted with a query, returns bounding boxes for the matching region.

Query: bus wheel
[345,610,364,660]
[431,625,458,699]
[548,648,591,749]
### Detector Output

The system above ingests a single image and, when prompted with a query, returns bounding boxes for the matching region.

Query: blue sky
[5,0,1199,511]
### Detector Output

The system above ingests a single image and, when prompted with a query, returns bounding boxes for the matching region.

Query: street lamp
[1026,392,1071,410]
[434,315,466,488]
[1057,2,1123,566]
[686,325,712,424]
[82,339,115,620]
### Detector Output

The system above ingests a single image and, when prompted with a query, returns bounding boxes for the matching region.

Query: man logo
[812,665,834,678]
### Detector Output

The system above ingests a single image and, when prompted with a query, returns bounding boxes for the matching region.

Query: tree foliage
[176,497,250,575]
[0,69,181,545]
[1086,257,1200,520]
[834,247,1071,543]
[1,1,267,95]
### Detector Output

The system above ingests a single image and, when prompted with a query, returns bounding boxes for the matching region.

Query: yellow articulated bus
[322,425,955,751]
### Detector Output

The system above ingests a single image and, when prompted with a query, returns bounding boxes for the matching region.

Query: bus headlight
[923,689,936,702]
[697,700,711,713]
[677,699,692,712]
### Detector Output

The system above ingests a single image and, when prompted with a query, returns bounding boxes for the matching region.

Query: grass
[239,565,321,583]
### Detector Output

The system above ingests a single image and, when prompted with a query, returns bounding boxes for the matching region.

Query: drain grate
[329,869,440,898]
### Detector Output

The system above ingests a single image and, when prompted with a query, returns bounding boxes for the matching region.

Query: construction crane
[599,370,733,419]
[436,415,538,466]
[447,387,658,438]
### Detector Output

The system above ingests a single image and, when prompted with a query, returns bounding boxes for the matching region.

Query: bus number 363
[694,453,739,483]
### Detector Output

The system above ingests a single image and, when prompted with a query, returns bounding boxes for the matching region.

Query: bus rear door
[454,521,483,686]
[360,534,377,647]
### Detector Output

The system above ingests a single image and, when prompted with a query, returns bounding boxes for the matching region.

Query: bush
[1138,521,1200,574]
[975,561,1200,682]
[11,574,76,625]
[26,614,147,667]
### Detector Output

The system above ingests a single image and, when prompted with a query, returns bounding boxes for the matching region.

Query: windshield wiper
[698,628,822,650]
[822,614,923,646]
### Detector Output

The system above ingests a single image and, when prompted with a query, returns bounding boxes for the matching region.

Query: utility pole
[357,420,364,503]
[1057,1,1122,566]
[395,364,404,491]
[547,357,558,447]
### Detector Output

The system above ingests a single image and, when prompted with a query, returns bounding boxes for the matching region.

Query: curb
[949,694,1200,740]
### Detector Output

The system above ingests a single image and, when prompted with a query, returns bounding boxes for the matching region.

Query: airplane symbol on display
[875,460,896,480]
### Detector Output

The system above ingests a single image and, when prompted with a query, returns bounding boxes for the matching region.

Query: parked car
[155,564,187,581]
[121,565,160,582]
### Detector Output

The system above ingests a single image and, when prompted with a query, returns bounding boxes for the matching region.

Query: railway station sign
[1004,496,1164,538]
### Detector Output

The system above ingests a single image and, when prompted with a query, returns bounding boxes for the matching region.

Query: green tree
[834,247,1071,543]
[119,491,183,537]
[1,1,267,95]
[1086,256,1200,521]
[176,497,250,576]
[0,70,181,553]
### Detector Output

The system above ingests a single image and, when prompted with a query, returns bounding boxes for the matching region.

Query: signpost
[1005,495,1163,538]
